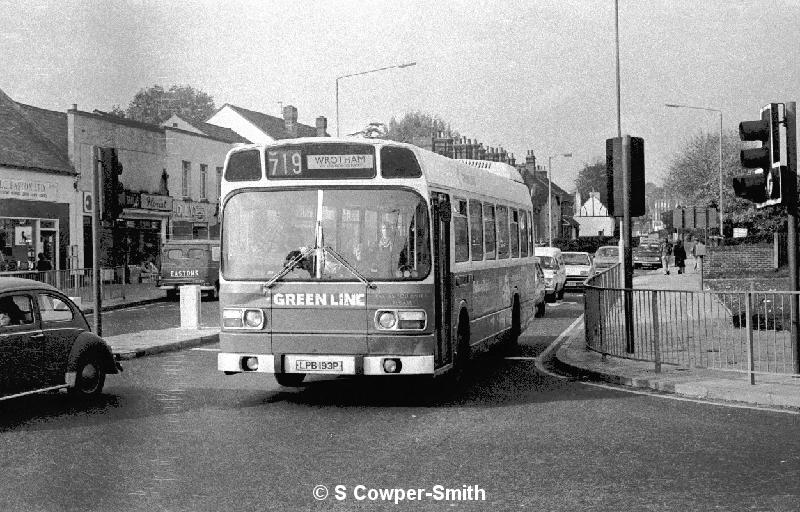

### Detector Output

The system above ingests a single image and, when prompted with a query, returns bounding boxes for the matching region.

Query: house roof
[0,89,73,174]
[222,104,322,139]
[176,116,250,144]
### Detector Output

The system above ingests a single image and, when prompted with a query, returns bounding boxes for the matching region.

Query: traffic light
[738,103,787,207]
[606,136,645,217]
[732,173,767,204]
[98,147,124,221]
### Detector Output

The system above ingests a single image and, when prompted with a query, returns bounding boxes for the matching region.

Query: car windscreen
[595,247,619,258]
[563,253,590,265]
[223,188,431,281]
[537,256,557,269]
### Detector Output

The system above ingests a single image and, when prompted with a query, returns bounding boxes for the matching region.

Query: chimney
[315,116,328,137]
[283,105,298,137]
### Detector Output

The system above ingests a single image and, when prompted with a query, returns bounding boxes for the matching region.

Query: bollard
[745,283,755,385]
[651,290,661,373]
[180,285,201,329]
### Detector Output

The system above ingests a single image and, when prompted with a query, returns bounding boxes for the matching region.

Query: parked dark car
[633,242,662,269]
[0,277,121,400]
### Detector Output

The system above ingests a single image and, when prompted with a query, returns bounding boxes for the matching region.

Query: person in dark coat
[36,253,52,271]
[673,240,687,274]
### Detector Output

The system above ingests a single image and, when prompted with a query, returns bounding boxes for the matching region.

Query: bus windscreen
[222,188,430,281]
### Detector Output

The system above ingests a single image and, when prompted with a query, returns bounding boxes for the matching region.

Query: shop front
[0,172,73,271]
[170,200,218,240]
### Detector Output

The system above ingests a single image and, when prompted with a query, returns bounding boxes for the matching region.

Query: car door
[37,292,83,383]
[0,292,43,394]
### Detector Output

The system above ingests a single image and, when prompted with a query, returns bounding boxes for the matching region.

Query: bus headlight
[374,309,427,331]
[377,311,397,329]
[223,308,266,329]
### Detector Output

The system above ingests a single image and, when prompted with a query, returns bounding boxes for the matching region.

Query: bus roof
[225,138,532,207]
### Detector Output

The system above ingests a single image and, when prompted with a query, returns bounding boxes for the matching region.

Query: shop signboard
[172,200,215,222]
[0,178,57,201]
[141,193,173,211]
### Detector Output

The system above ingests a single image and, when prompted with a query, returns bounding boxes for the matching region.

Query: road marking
[191,347,220,352]
[530,315,584,379]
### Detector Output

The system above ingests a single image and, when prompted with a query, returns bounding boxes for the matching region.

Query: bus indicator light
[243,357,259,371]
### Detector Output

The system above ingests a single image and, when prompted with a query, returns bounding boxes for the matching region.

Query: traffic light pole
[786,102,798,373]
[622,135,635,353]
[92,147,103,336]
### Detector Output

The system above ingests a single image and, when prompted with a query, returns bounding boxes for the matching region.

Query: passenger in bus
[368,223,409,277]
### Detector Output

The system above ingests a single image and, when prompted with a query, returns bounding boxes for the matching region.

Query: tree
[664,129,787,238]
[124,84,216,125]
[574,159,608,207]
[386,112,458,144]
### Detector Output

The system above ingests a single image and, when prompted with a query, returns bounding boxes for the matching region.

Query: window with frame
[38,293,74,323]
[510,209,520,257]
[181,161,191,197]
[216,166,223,199]
[519,210,529,257]
[483,203,496,259]
[0,294,34,327]
[527,211,535,254]
[453,198,469,262]
[200,164,208,199]
[468,200,483,261]
[496,205,509,258]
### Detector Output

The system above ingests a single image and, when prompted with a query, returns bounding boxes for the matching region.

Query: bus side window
[468,200,483,261]
[519,210,528,257]
[453,198,469,262]
[510,209,520,258]
[483,203,496,260]
[496,205,509,259]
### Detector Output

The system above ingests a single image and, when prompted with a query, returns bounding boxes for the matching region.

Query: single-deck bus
[217,138,541,386]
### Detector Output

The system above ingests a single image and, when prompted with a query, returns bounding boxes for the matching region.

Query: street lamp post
[548,153,572,247]
[335,62,417,137]
[665,103,724,235]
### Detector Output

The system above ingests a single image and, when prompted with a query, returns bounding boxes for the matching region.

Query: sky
[2,0,799,192]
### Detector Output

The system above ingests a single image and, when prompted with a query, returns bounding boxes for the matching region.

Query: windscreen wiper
[324,246,377,289]
[262,246,315,292]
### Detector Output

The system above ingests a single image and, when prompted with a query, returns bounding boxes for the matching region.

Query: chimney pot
[283,105,298,137]
[315,116,328,137]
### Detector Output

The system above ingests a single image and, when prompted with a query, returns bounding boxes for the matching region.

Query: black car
[0,277,121,400]
[633,243,662,269]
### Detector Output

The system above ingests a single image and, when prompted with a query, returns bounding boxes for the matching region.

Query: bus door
[431,192,452,368]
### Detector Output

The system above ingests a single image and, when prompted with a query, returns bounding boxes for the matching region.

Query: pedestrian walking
[674,240,687,275]
[661,240,672,275]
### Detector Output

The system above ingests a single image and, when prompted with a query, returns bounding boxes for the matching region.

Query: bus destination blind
[267,145,376,179]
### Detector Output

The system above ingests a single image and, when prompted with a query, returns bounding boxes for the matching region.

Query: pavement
[71,284,221,361]
[553,256,800,410]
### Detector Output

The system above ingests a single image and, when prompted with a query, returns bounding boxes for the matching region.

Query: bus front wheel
[274,373,305,387]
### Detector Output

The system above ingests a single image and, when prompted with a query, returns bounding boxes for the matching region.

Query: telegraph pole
[786,102,798,372]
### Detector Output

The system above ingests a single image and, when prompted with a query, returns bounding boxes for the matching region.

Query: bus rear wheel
[274,373,305,387]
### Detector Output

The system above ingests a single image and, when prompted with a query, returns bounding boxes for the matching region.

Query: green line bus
[216,138,543,386]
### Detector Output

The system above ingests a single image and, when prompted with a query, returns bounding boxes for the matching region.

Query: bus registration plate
[296,360,342,372]
[285,355,355,374]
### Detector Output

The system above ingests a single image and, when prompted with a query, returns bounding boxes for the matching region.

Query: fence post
[746,283,756,385]
[651,290,661,373]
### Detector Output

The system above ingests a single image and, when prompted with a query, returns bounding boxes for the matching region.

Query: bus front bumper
[217,352,435,375]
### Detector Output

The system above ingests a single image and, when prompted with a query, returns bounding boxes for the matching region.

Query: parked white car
[562,251,594,289]
[534,247,566,301]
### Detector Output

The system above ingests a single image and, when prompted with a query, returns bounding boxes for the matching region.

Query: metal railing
[0,267,160,308]
[584,264,799,381]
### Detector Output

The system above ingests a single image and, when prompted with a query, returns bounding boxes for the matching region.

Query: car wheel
[505,298,521,349]
[69,352,106,397]
[535,300,546,318]
[274,373,305,387]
